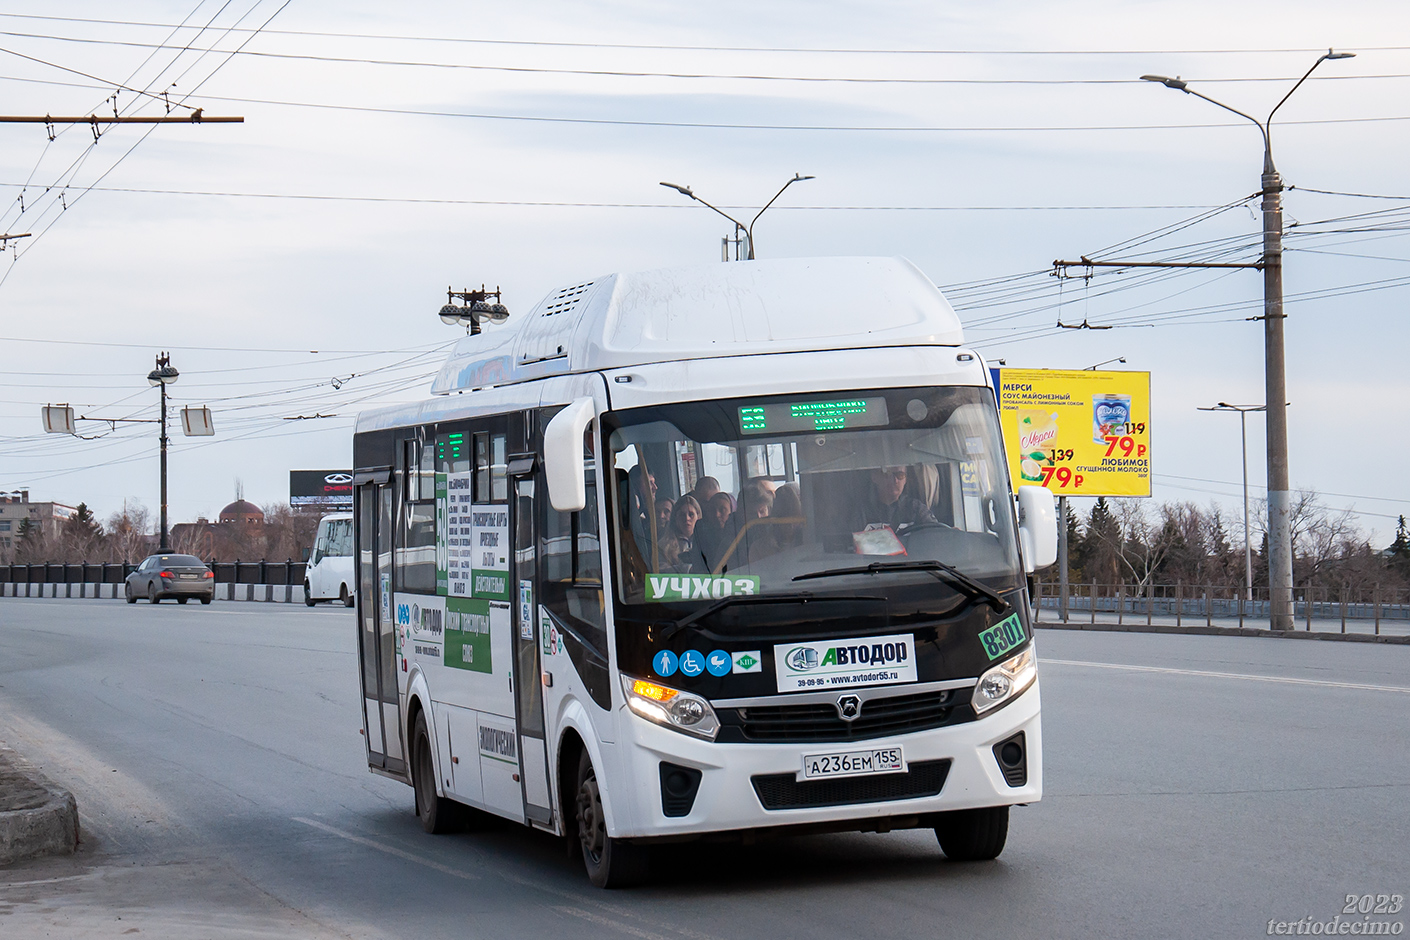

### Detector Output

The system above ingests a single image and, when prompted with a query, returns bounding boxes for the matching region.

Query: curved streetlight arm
[659,181,750,240]
[1266,51,1353,154]
[747,173,814,261]
[1177,85,1272,168]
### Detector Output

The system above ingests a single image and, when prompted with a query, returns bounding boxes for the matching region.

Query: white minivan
[305,512,355,607]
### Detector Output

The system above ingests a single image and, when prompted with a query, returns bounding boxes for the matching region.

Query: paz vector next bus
[351,256,1057,887]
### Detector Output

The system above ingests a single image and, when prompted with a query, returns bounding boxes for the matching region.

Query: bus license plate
[799,747,904,781]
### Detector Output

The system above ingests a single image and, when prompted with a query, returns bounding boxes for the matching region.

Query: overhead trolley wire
[5,29,1410,85]
[1,15,1408,57]
[5,70,1409,134]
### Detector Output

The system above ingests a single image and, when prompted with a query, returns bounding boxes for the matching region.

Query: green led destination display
[738,397,890,435]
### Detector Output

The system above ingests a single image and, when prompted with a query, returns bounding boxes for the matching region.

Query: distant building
[0,489,77,552]
[171,500,272,560]
[219,499,265,525]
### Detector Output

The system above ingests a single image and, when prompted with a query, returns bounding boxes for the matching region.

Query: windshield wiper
[657,592,816,642]
[655,591,893,642]
[793,560,1009,614]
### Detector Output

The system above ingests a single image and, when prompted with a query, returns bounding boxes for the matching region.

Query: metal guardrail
[1034,580,1409,635]
[0,560,308,602]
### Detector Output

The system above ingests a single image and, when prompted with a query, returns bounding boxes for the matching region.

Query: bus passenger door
[357,480,406,776]
[512,459,554,827]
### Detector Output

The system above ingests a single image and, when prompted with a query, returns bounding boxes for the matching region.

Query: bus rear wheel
[412,711,461,834]
[574,750,649,888]
[341,584,354,608]
[934,805,1009,861]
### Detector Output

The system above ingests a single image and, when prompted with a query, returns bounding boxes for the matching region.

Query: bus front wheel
[304,582,316,607]
[341,584,354,608]
[574,750,649,888]
[934,805,1009,861]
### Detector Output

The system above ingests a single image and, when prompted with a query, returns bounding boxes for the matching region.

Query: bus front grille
[717,688,975,743]
[751,759,951,810]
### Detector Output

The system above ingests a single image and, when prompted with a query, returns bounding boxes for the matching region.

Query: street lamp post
[1199,403,1267,608]
[1142,49,1354,630]
[660,174,814,260]
[147,353,179,552]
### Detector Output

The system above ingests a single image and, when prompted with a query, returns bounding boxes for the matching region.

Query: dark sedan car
[125,554,215,604]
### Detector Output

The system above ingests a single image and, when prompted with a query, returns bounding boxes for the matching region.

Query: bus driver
[844,466,936,534]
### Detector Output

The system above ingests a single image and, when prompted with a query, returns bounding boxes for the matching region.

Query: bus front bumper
[606,679,1042,839]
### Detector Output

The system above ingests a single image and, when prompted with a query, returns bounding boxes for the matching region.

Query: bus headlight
[971,646,1037,715]
[621,675,720,741]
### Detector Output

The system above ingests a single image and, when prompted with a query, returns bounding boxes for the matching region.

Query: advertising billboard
[290,470,354,509]
[993,369,1151,497]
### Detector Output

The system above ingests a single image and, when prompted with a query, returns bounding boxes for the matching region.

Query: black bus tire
[575,750,649,888]
[412,711,461,834]
[934,805,1009,861]
[304,582,316,607]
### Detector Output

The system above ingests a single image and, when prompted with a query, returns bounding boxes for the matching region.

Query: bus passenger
[659,496,702,571]
[627,464,660,559]
[689,476,721,507]
[771,482,805,549]
[713,480,775,569]
[694,491,734,563]
[655,498,675,537]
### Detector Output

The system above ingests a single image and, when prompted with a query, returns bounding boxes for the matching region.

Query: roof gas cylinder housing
[430,256,963,395]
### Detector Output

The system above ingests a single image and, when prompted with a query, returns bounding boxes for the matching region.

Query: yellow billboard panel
[995,369,1151,497]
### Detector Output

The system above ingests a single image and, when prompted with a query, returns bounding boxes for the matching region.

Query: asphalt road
[0,597,1406,939]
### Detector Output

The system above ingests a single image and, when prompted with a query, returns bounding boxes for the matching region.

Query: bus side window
[541,463,606,658]
[397,436,437,593]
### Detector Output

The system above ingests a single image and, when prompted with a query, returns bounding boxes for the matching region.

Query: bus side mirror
[1016,485,1057,573]
[544,397,596,512]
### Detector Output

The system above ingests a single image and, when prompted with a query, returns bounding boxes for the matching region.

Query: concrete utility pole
[1053,50,1352,630]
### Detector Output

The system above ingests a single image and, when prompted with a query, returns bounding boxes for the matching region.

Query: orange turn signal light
[631,679,678,703]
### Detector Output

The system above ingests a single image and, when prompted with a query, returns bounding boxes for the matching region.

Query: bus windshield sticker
[978,613,1027,661]
[470,505,510,600]
[773,634,917,692]
[732,650,762,674]
[646,574,760,602]
[444,597,493,673]
[518,580,533,640]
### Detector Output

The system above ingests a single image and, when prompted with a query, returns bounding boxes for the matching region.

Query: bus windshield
[603,386,1022,607]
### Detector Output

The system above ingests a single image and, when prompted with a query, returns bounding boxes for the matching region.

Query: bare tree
[106,501,153,563]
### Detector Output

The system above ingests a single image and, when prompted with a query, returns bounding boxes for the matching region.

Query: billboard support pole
[1058,495,1069,622]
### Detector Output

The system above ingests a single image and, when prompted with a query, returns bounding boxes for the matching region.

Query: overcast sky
[1,0,1406,543]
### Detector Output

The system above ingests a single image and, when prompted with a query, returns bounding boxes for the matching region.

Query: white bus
[305,512,355,607]
[352,257,1056,887]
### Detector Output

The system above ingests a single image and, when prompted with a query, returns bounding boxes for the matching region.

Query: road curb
[1035,621,1410,645]
[0,746,80,866]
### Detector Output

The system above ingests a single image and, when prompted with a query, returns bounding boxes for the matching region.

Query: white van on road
[305,512,355,607]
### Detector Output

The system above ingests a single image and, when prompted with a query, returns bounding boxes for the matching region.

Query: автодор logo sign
[772,633,917,692]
